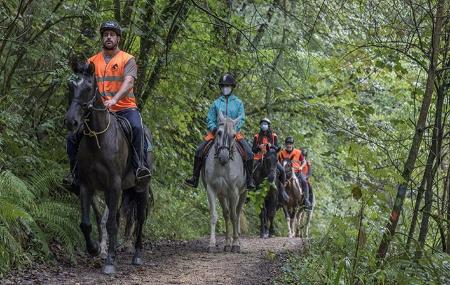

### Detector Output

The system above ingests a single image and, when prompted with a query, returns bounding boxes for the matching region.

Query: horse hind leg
[79,185,100,257]
[132,189,149,265]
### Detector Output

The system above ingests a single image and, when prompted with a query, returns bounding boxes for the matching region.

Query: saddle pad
[201,140,215,159]
[235,142,247,161]
[115,114,133,144]
[114,113,153,152]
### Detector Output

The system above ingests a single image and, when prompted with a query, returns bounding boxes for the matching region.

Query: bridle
[214,124,235,160]
[70,77,111,149]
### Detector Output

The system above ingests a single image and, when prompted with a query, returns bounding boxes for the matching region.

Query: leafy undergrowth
[276,215,450,285]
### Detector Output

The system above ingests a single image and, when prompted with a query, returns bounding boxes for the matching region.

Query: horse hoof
[88,242,100,256]
[231,245,240,253]
[103,264,116,274]
[224,245,231,252]
[132,257,143,266]
[208,246,218,253]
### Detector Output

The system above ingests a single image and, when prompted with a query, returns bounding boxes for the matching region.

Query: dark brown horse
[65,61,151,274]
[253,147,283,238]
[281,159,312,238]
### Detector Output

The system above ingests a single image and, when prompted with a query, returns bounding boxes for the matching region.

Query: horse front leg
[132,189,149,265]
[79,185,100,256]
[206,187,218,252]
[218,196,231,252]
[259,206,268,238]
[229,192,240,253]
[103,186,121,274]
[100,207,109,259]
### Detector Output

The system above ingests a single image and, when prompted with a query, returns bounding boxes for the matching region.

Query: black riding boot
[245,160,256,190]
[185,156,202,188]
[63,159,80,195]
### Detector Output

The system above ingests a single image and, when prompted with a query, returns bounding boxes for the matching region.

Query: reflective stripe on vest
[254,133,277,160]
[89,51,137,112]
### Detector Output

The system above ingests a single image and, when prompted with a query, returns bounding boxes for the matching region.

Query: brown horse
[65,61,151,274]
[281,159,311,238]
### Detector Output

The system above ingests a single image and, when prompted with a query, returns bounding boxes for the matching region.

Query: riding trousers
[66,108,149,169]
[295,171,310,203]
[194,138,253,161]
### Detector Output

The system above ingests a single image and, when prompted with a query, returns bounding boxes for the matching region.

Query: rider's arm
[299,153,307,170]
[307,161,312,178]
[206,101,218,132]
[235,99,245,131]
[252,135,260,154]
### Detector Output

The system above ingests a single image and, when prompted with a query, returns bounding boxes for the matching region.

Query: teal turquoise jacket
[207,94,245,132]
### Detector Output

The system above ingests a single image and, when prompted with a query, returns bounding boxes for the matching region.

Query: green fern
[0,171,35,208]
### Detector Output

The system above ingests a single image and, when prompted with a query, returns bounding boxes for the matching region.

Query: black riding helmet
[285,136,294,144]
[218,74,236,87]
[100,20,122,37]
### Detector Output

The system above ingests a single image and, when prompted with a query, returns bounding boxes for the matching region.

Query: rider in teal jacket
[207,94,245,132]
[185,74,255,189]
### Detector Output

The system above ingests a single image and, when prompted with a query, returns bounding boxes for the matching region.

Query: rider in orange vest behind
[252,118,288,202]
[278,137,312,210]
[301,147,313,207]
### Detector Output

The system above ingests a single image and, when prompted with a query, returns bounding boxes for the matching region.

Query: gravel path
[2,236,303,285]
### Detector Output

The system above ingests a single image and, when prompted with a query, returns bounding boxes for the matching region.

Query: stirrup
[136,167,151,180]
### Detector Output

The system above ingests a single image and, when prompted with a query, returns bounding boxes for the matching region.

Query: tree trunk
[377,0,446,259]
[415,78,446,259]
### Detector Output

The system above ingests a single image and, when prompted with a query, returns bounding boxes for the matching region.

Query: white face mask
[260,123,269,131]
[222,87,232,96]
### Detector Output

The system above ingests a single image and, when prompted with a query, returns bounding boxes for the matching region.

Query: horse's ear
[218,110,225,122]
[87,61,95,75]
[69,56,80,73]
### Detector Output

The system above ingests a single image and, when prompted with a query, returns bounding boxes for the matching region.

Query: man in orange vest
[278,137,311,210]
[66,20,151,184]
[252,118,288,202]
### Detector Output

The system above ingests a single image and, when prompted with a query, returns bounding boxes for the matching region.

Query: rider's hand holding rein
[104,75,134,108]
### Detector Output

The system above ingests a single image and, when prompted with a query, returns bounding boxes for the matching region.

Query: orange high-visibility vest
[89,51,137,112]
[278,148,304,173]
[253,132,277,160]
[302,160,311,176]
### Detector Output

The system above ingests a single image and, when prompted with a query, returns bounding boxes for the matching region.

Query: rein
[81,89,111,149]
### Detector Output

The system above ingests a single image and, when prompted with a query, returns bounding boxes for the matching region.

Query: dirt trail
[3,237,303,285]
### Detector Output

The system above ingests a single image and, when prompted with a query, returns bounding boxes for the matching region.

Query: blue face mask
[260,123,269,131]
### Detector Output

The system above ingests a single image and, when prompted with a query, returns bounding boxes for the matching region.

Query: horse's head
[262,146,280,183]
[215,111,239,165]
[282,159,294,179]
[64,60,97,134]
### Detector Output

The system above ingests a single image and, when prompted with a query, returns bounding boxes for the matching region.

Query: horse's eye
[217,131,222,136]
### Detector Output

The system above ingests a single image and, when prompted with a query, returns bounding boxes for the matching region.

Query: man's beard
[103,41,118,50]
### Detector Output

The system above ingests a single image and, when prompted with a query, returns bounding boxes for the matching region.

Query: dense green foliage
[1,0,450,283]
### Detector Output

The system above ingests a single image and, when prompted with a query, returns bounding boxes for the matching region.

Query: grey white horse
[202,111,247,252]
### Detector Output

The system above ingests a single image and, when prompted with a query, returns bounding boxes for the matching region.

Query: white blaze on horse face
[75,77,84,87]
